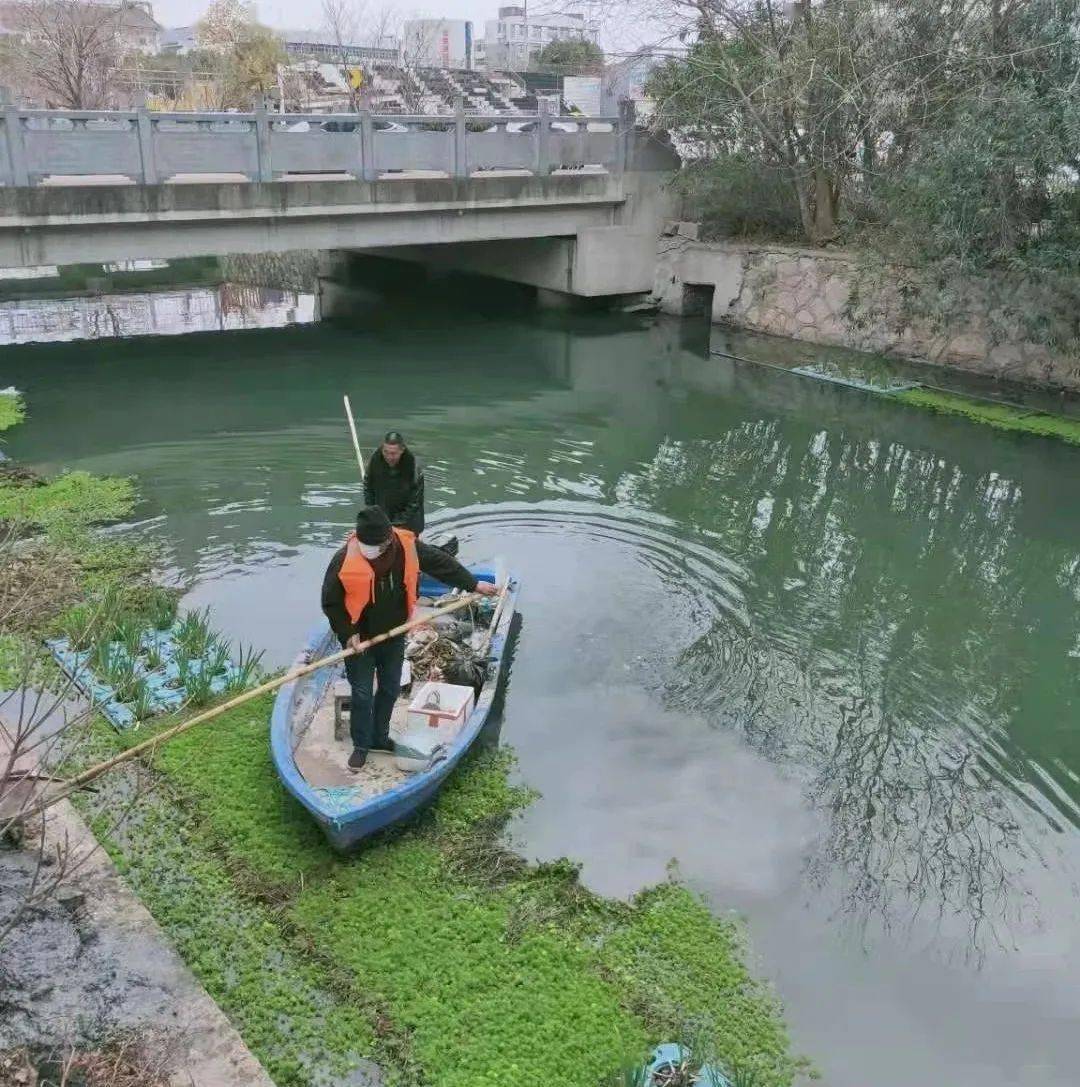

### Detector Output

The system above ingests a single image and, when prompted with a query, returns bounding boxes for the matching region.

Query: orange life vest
[338,527,420,625]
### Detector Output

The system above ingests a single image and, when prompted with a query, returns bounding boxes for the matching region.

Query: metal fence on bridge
[0,103,633,188]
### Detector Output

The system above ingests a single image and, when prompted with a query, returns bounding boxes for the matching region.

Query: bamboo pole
[343,394,365,482]
[37,592,484,813]
[476,580,511,662]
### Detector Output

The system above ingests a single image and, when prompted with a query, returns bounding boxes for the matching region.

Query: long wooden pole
[343,394,365,482]
[476,580,510,662]
[38,592,483,812]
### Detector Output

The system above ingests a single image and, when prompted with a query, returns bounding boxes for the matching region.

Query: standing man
[365,429,457,554]
[321,505,497,771]
[364,430,425,536]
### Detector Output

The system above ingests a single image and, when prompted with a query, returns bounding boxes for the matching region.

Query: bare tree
[4,0,125,109]
[0,528,149,951]
[321,0,363,111]
[194,0,253,53]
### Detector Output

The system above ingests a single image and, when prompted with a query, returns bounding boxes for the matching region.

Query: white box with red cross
[405,681,475,745]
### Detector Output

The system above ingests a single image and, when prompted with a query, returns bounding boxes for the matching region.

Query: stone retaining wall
[219,251,320,293]
[653,233,1080,393]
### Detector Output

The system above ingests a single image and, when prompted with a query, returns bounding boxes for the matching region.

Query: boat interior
[289,593,495,809]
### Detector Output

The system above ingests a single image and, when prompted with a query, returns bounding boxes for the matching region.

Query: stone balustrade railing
[0,103,633,187]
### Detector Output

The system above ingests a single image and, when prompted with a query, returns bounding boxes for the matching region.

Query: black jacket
[321,537,477,643]
[364,448,424,535]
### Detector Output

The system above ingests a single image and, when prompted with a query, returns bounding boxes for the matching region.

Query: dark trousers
[343,635,405,752]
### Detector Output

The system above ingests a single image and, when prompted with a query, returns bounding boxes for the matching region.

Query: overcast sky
[150,0,667,54]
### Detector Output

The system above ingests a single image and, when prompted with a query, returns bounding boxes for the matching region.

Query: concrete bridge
[0,107,677,300]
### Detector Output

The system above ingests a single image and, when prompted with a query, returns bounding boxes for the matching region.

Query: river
[3,285,1078,1087]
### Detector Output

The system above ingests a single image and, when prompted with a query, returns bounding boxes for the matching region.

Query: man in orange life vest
[321,505,497,771]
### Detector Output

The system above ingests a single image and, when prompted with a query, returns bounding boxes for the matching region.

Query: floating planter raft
[46,608,262,731]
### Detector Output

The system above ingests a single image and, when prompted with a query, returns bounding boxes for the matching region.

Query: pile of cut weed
[893,388,1080,445]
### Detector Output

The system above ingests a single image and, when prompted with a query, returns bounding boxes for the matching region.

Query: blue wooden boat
[270,567,519,851]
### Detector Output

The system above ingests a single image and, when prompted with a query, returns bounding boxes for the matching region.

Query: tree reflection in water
[620,417,1080,960]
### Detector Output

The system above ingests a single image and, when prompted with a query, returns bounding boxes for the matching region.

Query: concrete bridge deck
[0,108,677,298]
[0,174,628,269]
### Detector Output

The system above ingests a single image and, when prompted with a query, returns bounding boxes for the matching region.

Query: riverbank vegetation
[648,0,1080,347]
[3,404,808,1086]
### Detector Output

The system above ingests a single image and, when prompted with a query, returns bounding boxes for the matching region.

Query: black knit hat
[355,505,392,545]
[383,430,405,446]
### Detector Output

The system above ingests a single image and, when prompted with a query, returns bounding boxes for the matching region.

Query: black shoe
[347,749,368,772]
[440,535,459,556]
[370,738,395,754]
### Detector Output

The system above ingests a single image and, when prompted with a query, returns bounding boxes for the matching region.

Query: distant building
[401,18,473,70]
[279,30,398,66]
[483,6,599,72]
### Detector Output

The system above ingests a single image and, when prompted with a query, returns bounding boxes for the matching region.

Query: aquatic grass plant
[892,387,1080,445]
[205,642,231,679]
[175,607,216,659]
[104,651,142,703]
[183,666,215,709]
[115,617,147,663]
[59,603,99,651]
[131,682,156,722]
[144,585,178,631]
[144,641,164,672]
[225,644,265,693]
[90,635,118,676]
[175,651,208,694]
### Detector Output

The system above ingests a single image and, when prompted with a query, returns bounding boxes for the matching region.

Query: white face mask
[358,540,389,560]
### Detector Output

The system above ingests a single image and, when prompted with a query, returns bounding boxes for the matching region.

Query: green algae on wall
[892,387,1080,445]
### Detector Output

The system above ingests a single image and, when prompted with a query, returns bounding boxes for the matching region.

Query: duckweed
[144,701,802,1086]
[0,470,136,530]
[892,387,1080,445]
